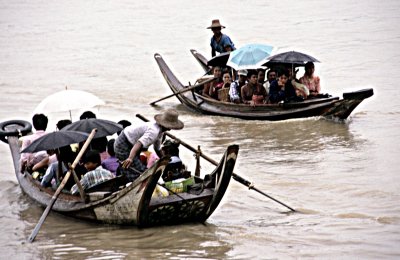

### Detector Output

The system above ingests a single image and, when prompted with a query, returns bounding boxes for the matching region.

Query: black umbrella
[21,131,89,153]
[207,52,230,67]
[263,51,320,67]
[61,118,122,138]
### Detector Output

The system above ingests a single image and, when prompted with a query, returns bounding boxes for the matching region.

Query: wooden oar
[136,114,296,212]
[28,128,97,243]
[150,77,216,105]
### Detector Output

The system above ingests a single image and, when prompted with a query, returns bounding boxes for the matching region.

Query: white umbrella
[33,88,105,120]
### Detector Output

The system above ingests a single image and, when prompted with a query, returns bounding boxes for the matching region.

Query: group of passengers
[20,109,186,196]
[198,62,321,105]
[207,19,321,105]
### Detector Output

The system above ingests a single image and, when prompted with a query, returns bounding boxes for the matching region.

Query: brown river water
[1,0,399,259]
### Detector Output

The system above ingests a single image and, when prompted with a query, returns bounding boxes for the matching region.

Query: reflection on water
[0,181,41,259]
[15,194,233,259]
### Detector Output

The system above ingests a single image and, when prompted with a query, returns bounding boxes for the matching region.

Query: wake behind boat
[153,51,373,121]
[0,120,239,227]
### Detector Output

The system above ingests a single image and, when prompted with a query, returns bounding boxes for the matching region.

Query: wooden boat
[0,120,239,227]
[154,51,373,121]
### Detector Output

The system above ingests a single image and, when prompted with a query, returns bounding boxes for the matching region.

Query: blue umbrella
[226,43,274,70]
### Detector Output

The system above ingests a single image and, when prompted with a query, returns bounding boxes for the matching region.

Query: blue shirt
[210,34,235,54]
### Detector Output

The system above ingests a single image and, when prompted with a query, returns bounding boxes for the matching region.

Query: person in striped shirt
[71,150,113,195]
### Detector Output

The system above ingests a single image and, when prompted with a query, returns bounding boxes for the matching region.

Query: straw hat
[207,19,226,29]
[154,109,184,130]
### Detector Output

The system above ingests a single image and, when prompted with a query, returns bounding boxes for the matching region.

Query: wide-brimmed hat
[154,109,184,130]
[207,19,226,29]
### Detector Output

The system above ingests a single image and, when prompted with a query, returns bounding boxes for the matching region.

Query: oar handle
[28,128,97,243]
[231,173,252,187]
[135,114,296,212]
[150,77,216,106]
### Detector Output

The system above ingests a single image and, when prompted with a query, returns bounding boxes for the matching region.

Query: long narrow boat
[154,51,373,121]
[0,120,239,227]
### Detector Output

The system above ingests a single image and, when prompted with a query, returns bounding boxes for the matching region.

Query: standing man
[114,109,184,182]
[208,19,236,57]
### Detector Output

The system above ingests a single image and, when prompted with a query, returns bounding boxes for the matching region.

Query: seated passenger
[91,136,109,161]
[41,145,77,190]
[101,139,119,176]
[20,114,49,172]
[56,119,72,131]
[288,66,309,100]
[79,110,96,120]
[202,66,222,98]
[269,69,297,103]
[160,139,189,182]
[211,70,231,101]
[257,69,266,85]
[263,69,277,93]
[299,62,321,97]
[31,149,57,180]
[32,119,72,175]
[241,70,268,105]
[229,69,247,103]
[70,150,113,195]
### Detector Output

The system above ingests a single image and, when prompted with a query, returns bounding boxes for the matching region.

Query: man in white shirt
[229,69,247,103]
[114,109,184,181]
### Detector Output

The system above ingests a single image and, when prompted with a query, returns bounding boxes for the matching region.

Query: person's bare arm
[122,142,143,169]
[32,156,50,171]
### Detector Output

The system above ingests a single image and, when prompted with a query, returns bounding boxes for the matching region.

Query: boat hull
[155,52,373,121]
[4,131,239,227]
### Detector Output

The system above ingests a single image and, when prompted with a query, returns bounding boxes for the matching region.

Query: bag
[218,88,230,102]
[252,94,265,104]
[164,176,195,193]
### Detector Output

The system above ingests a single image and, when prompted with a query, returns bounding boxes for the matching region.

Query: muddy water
[1,0,399,258]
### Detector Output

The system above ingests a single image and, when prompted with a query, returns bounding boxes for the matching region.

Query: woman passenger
[269,70,296,103]
[299,62,321,97]
[210,70,231,101]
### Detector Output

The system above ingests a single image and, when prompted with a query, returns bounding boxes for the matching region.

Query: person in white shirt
[229,69,247,103]
[114,109,184,181]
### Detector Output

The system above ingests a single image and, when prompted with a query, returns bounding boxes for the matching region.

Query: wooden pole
[28,128,97,243]
[150,77,216,105]
[70,165,86,202]
[136,114,296,212]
